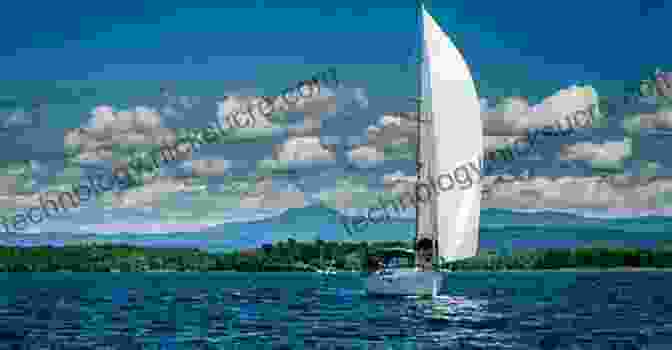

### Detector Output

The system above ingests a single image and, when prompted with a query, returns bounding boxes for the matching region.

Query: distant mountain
[5,206,671,252]
[200,204,415,248]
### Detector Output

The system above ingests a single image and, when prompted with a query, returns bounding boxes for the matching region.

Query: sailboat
[365,2,483,297]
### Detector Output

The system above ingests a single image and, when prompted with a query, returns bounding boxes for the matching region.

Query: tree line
[0,240,671,272]
[445,245,672,271]
[0,239,372,272]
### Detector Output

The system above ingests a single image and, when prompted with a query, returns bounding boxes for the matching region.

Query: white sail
[366,3,480,297]
[421,5,482,263]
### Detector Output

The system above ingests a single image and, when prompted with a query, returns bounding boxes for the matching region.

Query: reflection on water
[0,272,670,349]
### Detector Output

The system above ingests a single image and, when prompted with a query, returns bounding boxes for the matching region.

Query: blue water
[0,272,671,349]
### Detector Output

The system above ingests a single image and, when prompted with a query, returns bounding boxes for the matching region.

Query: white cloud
[189,159,232,176]
[348,146,384,163]
[624,106,672,131]
[483,175,672,209]
[65,105,177,163]
[97,176,201,209]
[382,170,415,187]
[273,136,336,163]
[483,86,599,135]
[559,140,631,162]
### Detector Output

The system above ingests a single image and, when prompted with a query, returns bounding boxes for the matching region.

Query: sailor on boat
[415,238,435,271]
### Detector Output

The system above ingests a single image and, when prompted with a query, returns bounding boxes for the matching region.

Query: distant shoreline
[441,268,672,272]
[2,241,672,272]
[15,269,668,273]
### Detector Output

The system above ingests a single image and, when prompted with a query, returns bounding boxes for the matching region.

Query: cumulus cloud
[0,192,41,211]
[189,159,232,177]
[559,140,631,162]
[272,136,336,163]
[374,173,672,210]
[356,113,417,153]
[370,112,525,151]
[382,171,417,187]
[348,146,384,163]
[18,78,662,235]
[65,105,177,163]
[102,174,307,211]
[354,85,602,164]
[623,106,672,132]
[515,86,599,132]
[216,96,274,130]
[483,96,530,135]
[101,176,200,209]
[283,85,343,137]
[284,85,369,137]
[0,176,18,195]
[86,105,161,136]
[484,86,599,135]
[483,135,529,154]
[291,86,339,116]
[215,83,340,137]
[483,175,672,209]
[287,116,322,138]
[0,165,112,214]
[361,112,531,160]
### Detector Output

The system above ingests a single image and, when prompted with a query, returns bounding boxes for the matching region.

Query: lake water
[1,272,671,349]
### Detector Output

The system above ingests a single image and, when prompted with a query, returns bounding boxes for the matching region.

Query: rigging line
[415,0,423,248]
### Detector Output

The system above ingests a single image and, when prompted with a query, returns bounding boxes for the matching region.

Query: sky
[1,0,670,99]
[0,1,671,246]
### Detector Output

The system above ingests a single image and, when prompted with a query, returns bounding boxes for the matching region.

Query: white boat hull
[365,269,443,296]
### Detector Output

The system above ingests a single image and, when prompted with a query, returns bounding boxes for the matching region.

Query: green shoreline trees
[1,240,672,272]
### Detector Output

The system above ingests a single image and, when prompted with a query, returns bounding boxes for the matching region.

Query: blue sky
[1,0,670,99]
[0,1,671,247]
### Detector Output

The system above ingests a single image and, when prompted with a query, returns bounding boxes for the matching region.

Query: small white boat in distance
[365,1,483,297]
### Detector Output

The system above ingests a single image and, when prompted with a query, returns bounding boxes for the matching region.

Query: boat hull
[365,269,443,296]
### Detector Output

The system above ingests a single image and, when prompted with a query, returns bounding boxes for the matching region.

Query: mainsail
[416,4,483,266]
[365,3,480,297]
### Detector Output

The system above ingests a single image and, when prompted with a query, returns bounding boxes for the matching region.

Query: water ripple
[0,272,669,349]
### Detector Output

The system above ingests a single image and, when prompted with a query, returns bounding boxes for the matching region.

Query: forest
[0,240,671,272]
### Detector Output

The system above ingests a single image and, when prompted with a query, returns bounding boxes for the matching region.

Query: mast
[414,0,439,270]
[414,0,422,257]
